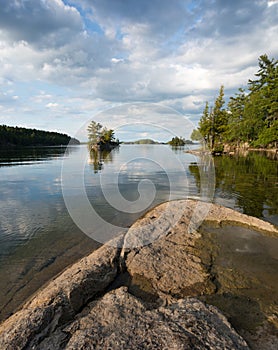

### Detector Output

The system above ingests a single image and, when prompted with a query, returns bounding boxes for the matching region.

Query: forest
[192,55,278,151]
[0,125,79,147]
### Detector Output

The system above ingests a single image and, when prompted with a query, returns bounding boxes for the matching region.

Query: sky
[0,0,278,142]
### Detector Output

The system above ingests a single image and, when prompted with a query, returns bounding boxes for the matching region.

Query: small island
[87,121,120,151]
[168,136,194,146]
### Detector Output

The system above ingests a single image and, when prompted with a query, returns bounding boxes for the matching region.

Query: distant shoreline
[122,138,195,145]
[0,125,80,148]
[0,143,80,149]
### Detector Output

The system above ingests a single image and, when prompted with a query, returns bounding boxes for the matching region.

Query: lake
[0,144,277,321]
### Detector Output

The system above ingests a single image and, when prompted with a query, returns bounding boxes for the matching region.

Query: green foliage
[0,125,78,147]
[253,120,278,147]
[197,86,228,150]
[191,129,203,141]
[87,121,119,149]
[197,54,278,150]
[198,101,210,143]
[225,88,246,143]
[87,121,103,145]
[102,128,115,143]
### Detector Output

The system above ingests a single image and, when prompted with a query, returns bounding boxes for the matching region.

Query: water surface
[0,144,277,321]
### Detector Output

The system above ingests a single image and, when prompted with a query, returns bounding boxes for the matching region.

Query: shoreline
[185,147,278,157]
[0,200,277,349]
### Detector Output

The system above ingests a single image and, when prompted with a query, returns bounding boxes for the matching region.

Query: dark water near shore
[0,144,277,321]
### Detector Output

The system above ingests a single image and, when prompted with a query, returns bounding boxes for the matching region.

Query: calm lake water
[0,144,277,321]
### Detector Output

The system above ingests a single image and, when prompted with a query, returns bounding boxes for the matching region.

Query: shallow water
[198,223,278,337]
[201,224,278,299]
[0,144,277,321]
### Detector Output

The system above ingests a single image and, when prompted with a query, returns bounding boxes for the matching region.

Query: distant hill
[0,125,80,147]
[124,139,164,144]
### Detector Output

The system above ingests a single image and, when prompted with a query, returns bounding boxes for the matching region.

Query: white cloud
[268,0,278,7]
[0,0,277,139]
[46,102,59,108]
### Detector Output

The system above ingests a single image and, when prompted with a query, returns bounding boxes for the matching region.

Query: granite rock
[1,200,277,349]
[62,287,249,350]
[0,235,123,350]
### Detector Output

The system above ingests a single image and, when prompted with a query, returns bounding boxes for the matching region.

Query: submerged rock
[0,200,277,349]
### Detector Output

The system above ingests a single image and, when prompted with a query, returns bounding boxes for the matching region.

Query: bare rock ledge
[0,200,277,350]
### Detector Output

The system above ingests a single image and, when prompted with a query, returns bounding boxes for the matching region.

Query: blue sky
[0,0,278,141]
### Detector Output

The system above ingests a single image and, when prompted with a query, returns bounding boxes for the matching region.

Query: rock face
[125,202,215,298]
[62,287,248,350]
[0,200,277,350]
[0,234,124,350]
[124,199,278,298]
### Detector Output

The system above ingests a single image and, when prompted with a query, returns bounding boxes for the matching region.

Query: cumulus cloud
[0,0,83,46]
[0,0,277,138]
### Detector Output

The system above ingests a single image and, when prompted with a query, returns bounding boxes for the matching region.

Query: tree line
[0,125,79,147]
[192,54,278,151]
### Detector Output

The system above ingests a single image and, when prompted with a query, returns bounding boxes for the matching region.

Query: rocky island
[0,200,277,350]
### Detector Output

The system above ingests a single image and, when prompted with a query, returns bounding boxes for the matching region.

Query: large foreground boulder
[0,200,277,349]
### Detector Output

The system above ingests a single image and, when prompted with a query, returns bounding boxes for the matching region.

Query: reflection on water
[0,146,99,321]
[189,151,278,225]
[0,146,74,167]
[88,147,116,173]
[0,145,277,322]
[84,144,206,230]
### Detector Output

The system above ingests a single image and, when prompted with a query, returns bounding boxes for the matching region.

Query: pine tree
[198,86,227,150]
[198,101,211,143]
[225,88,246,144]
[212,85,228,148]
[87,121,103,145]
[247,54,278,147]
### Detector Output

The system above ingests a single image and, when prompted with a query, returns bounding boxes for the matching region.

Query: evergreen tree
[190,129,203,141]
[198,54,278,150]
[198,101,211,144]
[246,54,278,147]
[197,86,227,150]
[211,85,228,148]
[225,88,246,144]
[101,128,115,143]
[87,121,103,145]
